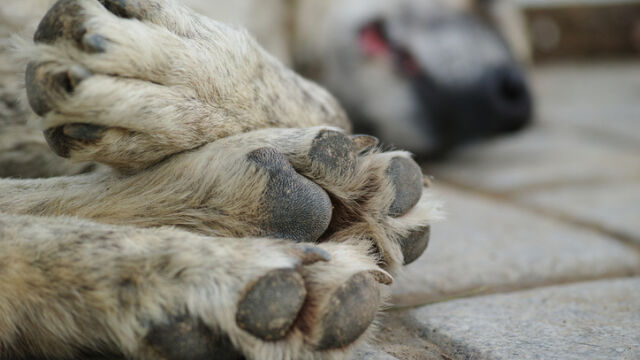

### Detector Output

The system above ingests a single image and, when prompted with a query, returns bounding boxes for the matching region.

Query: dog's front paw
[24,0,348,172]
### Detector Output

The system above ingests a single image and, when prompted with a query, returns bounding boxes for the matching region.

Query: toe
[25,62,91,116]
[314,271,382,350]
[387,157,423,217]
[236,268,306,341]
[399,226,430,265]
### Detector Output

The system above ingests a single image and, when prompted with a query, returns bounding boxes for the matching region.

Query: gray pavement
[362,61,640,359]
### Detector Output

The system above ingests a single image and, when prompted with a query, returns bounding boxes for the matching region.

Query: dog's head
[294,0,533,157]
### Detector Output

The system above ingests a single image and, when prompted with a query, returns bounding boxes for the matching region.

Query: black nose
[486,65,532,132]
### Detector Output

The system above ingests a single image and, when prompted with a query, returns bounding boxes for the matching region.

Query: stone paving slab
[352,345,400,360]
[532,61,640,149]
[390,185,640,307]
[407,277,640,360]
[425,125,640,194]
[352,312,448,360]
[517,181,640,245]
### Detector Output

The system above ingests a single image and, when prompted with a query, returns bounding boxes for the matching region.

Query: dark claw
[367,269,393,285]
[98,0,144,19]
[236,269,306,341]
[315,272,381,350]
[43,127,71,157]
[146,316,244,360]
[387,157,423,217]
[34,0,87,45]
[349,134,379,152]
[62,123,106,141]
[248,147,332,243]
[66,65,92,90]
[309,129,357,178]
[291,245,331,265]
[82,34,107,53]
[399,226,430,265]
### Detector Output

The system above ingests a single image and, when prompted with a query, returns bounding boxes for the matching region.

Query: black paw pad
[315,272,381,350]
[62,123,107,141]
[34,0,87,45]
[248,147,332,243]
[146,316,244,360]
[387,157,423,217]
[26,63,91,116]
[236,269,306,341]
[98,0,145,19]
[309,130,357,178]
[399,226,430,265]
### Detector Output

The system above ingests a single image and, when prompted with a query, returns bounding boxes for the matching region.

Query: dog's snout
[486,65,532,132]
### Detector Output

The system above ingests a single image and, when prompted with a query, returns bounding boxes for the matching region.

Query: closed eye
[358,19,421,77]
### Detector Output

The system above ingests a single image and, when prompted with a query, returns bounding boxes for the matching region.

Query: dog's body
[0,0,440,359]
[0,0,533,179]
[183,0,533,156]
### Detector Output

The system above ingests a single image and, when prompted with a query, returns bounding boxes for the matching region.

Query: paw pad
[387,157,423,217]
[236,268,306,341]
[399,226,430,265]
[146,316,244,360]
[248,147,332,243]
[309,130,357,178]
[314,271,383,350]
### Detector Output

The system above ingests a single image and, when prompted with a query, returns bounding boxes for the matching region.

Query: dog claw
[82,34,107,53]
[349,134,379,152]
[66,65,92,90]
[291,245,331,265]
[367,269,393,285]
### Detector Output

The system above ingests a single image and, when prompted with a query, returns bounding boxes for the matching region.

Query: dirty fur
[0,0,442,359]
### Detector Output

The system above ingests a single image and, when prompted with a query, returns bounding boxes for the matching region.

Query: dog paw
[135,240,390,360]
[24,0,347,172]
[297,130,439,272]
[219,127,442,272]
